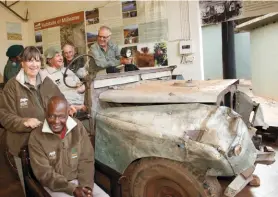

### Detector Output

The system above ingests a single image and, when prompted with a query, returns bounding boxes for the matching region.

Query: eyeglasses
[48,115,67,120]
[98,35,110,40]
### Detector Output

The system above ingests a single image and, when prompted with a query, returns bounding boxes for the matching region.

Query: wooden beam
[236,12,278,32]
[0,1,28,22]
[25,8,28,20]
[8,1,20,8]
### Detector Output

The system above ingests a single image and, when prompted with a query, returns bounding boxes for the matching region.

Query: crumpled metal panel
[253,105,269,129]
[95,103,257,176]
[234,90,268,129]
[234,91,256,127]
[226,119,257,174]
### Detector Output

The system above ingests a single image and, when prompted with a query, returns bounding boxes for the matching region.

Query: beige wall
[250,22,278,100]
[167,1,204,80]
[0,2,29,75]
[26,1,106,46]
[0,1,204,80]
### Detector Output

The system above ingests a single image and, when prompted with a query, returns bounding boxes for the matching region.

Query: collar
[24,72,41,87]
[98,41,114,51]
[64,55,77,66]
[7,59,20,67]
[45,65,64,75]
[42,116,77,136]
[107,41,113,47]
[16,68,47,88]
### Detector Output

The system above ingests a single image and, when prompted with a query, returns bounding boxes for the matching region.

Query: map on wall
[86,0,168,44]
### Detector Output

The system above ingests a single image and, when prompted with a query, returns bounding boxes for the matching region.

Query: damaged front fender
[234,90,268,129]
[95,104,257,177]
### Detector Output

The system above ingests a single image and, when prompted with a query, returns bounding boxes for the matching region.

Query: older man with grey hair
[90,26,132,73]
[62,43,86,79]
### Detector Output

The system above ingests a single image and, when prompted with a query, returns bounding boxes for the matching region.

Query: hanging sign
[34,11,84,31]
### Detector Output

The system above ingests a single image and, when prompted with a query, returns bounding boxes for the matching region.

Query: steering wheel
[63,54,94,89]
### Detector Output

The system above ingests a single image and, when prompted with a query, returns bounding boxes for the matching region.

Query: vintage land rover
[6,64,275,197]
[77,64,275,197]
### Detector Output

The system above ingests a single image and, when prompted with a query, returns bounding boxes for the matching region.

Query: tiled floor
[0,127,278,197]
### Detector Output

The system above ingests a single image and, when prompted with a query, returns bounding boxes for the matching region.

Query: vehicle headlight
[228,144,242,157]
[234,144,242,156]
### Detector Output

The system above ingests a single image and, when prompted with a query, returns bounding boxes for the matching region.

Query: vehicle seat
[74,110,91,121]
[19,138,95,197]
[74,110,95,148]
[19,146,51,197]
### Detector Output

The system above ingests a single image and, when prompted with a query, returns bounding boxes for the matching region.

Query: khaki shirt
[90,41,121,68]
[28,117,94,195]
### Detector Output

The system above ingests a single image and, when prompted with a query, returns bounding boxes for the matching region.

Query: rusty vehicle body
[78,65,275,197]
[2,59,275,197]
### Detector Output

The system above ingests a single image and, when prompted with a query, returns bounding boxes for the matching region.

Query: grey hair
[62,43,75,50]
[98,26,112,35]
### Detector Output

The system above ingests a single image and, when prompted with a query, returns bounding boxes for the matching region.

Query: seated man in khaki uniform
[28,96,108,197]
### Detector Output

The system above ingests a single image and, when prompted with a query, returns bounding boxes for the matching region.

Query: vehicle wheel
[121,158,222,197]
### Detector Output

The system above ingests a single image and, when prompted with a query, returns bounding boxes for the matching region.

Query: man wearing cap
[42,46,85,111]
[4,45,24,84]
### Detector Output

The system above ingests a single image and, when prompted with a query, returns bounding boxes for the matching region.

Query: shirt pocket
[107,51,116,60]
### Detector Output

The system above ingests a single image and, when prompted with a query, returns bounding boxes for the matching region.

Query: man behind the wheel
[41,46,86,112]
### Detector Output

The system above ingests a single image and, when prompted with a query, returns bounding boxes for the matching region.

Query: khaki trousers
[44,179,109,197]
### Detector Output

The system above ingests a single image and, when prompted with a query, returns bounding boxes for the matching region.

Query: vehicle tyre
[121,157,222,197]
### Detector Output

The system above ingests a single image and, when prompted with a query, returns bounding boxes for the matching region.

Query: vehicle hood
[99,79,238,104]
[97,103,243,153]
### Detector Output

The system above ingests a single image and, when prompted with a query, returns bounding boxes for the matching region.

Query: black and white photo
[200,1,243,25]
